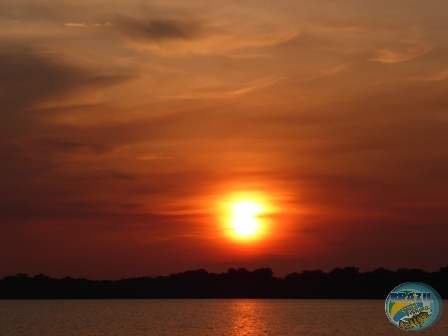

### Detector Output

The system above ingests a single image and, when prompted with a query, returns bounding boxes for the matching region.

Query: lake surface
[0,299,446,335]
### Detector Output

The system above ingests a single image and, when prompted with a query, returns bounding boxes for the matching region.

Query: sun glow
[219,191,273,242]
[231,201,262,237]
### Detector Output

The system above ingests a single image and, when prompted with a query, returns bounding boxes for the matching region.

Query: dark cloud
[0,43,133,135]
[0,44,132,109]
[0,0,108,23]
[0,45,86,111]
[38,139,111,155]
[116,17,206,41]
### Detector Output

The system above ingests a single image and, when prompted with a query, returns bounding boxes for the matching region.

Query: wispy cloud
[136,153,173,161]
[65,22,87,27]
[370,44,433,63]
[65,21,111,28]
[409,69,448,82]
[163,77,287,100]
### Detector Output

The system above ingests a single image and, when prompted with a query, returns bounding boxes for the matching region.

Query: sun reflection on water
[230,300,270,335]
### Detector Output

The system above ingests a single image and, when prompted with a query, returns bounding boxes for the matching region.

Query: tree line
[1,266,447,299]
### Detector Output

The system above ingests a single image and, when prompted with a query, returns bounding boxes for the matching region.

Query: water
[0,300,447,335]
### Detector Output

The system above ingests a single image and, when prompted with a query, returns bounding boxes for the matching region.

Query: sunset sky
[1,0,448,279]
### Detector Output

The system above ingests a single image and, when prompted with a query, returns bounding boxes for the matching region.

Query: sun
[231,201,263,237]
[219,192,272,242]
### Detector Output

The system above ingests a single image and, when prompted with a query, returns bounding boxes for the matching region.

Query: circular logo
[385,282,443,331]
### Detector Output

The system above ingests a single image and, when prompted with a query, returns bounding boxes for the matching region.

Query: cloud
[65,21,88,27]
[406,69,448,82]
[164,76,287,100]
[0,45,87,111]
[0,44,133,133]
[116,17,206,41]
[136,153,172,161]
[370,44,433,63]
[64,21,111,28]
[38,139,110,155]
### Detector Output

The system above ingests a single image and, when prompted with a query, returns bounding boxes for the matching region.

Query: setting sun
[219,192,273,243]
[231,201,262,237]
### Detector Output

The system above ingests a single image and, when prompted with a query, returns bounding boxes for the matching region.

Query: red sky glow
[1,0,448,279]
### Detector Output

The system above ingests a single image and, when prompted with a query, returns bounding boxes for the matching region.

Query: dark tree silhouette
[0,266,446,299]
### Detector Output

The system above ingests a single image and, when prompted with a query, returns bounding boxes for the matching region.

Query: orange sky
[1,0,448,279]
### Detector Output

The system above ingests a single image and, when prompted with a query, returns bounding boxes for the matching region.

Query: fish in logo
[398,312,431,330]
